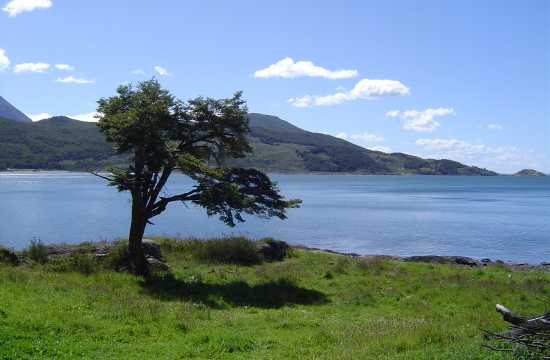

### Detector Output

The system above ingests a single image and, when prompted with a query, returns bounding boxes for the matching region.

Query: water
[1,172,549,263]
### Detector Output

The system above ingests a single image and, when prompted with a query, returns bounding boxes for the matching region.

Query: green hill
[0,114,497,175]
[513,169,546,176]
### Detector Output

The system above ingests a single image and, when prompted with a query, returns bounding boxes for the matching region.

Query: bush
[26,238,48,264]
[47,252,99,275]
[256,238,289,261]
[105,240,130,271]
[0,247,19,266]
[195,237,262,265]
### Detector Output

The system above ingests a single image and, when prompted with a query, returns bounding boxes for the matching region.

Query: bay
[1,172,548,263]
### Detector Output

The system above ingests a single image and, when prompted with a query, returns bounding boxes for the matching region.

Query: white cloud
[288,78,410,107]
[14,62,50,73]
[132,69,145,75]
[288,95,314,108]
[336,132,385,142]
[369,146,392,153]
[413,137,544,173]
[488,123,503,130]
[56,75,95,84]
[27,112,51,121]
[54,64,74,71]
[0,48,9,71]
[154,66,170,76]
[386,107,454,132]
[254,57,358,80]
[70,111,101,122]
[2,0,52,16]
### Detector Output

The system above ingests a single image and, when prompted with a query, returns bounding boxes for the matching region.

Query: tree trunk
[128,198,148,276]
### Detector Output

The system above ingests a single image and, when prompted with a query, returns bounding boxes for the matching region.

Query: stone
[142,239,162,260]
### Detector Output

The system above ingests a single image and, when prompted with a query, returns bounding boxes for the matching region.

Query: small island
[513,169,547,176]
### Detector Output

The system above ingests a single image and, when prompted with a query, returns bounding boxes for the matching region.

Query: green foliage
[0,117,118,170]
[104,240,131,271]
[47,252,99,275]
[95,80,299,255]
[157,237,262,265]
[0,247,19,266]
[25,238,48,264]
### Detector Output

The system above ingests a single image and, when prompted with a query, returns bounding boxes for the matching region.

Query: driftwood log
[484,304,550,358]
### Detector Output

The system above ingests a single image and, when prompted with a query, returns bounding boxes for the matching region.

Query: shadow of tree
[139,276,329,309]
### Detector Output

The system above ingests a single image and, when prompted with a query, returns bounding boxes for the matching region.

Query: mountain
[0,116,122,170]
[513,169,546,176]
[0,96,32,123]
[231,113,497,175]
[0,113,497,175]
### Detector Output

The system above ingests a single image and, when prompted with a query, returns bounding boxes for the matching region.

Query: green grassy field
[0,238,548,359]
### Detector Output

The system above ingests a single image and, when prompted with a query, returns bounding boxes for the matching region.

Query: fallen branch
[483,304,550,359]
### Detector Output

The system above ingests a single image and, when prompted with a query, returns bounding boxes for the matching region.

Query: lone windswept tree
[95,79,300,275]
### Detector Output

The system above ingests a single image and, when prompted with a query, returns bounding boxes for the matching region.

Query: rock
[404,255,480,267]
[145,255,170,271]
[46,246,72,255]
[256,239,289,261]
[142,239,162,260]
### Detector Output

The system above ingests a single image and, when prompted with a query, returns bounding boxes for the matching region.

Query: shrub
[47,252,99,275]
[26,238,48,264]
[256,238,289,261]
[0,247,19,266]
[357,256,390,274]
[194,237,262,265]
[105,240,130,271]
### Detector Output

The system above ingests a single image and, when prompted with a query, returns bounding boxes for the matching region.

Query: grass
[0,237,548,359]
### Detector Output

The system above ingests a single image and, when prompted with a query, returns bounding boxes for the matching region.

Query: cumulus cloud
[70,111,101,122]
[154,66,170,76]
[413,137,545,173]
[56,75,95,84]
[288,78,410,107]
[0,48,9,71]
[369,146,392,153]
[27,112,51,121]
[2,0,52,16]
[488,123,503,130]
[336,132,385,142]
[132,69,145,75]
[254,57,358,79]
[14,62,50,73]
[54,64,74,71]
[386,107,454,132]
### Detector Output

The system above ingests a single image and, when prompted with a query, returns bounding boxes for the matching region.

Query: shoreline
[10,238,548,272]
[293,245,550,272]
[1,168,548,176]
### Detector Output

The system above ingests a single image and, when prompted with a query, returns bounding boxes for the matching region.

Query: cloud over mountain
[386,107,454,132]
[288,78,409,107]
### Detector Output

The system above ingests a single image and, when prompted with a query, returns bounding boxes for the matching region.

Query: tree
[94,79,300,275]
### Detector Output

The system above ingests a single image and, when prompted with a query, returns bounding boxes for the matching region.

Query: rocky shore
[295,245,550,272]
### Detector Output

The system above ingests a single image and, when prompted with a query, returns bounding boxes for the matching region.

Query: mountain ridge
[0,112,497,175]
[0,96,32,123]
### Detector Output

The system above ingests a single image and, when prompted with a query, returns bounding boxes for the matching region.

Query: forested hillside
[0,114,497,175]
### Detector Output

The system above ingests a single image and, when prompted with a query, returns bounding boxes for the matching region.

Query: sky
[0,0,548,173]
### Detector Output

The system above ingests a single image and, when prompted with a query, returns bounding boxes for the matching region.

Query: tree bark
[128,195,148,276]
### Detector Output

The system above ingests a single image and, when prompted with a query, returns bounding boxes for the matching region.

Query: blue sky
[0,0,548,173]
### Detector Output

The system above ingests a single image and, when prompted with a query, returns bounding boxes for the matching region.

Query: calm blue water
[1,172,549,263]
